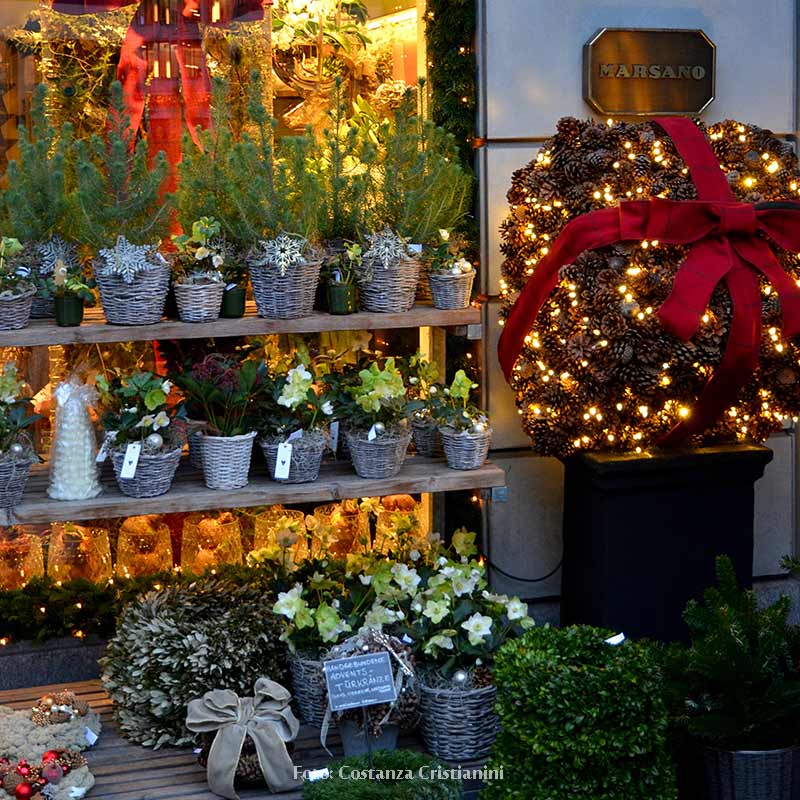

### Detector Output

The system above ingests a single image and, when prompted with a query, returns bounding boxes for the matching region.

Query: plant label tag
[329,421,340,453]
[604,632,626,646]
[225,283,238,292]
[119,442,141,479]
[274,442,292,480]
[368,424,378,441]
[287,429,303,442]
[95,432,116,463]
[324,652,398,712]
[84,727,98,746]
[408,243,423,254]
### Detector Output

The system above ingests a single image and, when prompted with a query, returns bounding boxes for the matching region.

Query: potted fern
[170,217,226,323]
[5,84,79,319]
[0,237,36,330]
[73,81,172,326]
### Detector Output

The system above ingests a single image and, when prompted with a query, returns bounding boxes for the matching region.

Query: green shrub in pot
[481,626,677,800]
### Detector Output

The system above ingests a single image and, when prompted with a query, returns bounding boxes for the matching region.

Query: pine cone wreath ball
[500,118,800,457]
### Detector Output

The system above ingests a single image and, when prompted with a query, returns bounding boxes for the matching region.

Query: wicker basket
[705,746,800,800]
[357,257,420,313]
[289,654,328,726]
[94,263,170,325]
[439,427,491,470]
[260,430,326,484]
[0,288,36,331]
[429,270,475,310]
[110,446,182,498]
[174,281,224,323]
[0,457,31,509]
[346,428,412,479]
[411,419,442,458]
[419,681,499,763]
[30,296,55,319]
[199,431,256,490]
[248,258,322,319]
[188,429,204,469]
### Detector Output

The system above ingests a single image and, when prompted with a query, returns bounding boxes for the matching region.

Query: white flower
[452,573,479,597]
[321,401,334,415]
[161,380,173,394]
[274,584,303,620]
[136,415,155,429]
[437,556,448,567]
[195,246,210,260]
[212,254,224,268]
[153,411,170,430]
[462,613,493,646]
[439,228,450,242]
[424,633,454,655]
[412,602,423,613]
[392,563,421,594]
[506,598,528,621]
[358,574,372,586]
[409,377,419,385]
[482,589,509,604]
[429,386,438,395]
[410,549,421,562]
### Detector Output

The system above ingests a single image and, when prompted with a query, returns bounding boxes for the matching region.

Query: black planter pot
[705,746,800,800]
[164,284,179,319]
[221,286,246,318]
[560,444,773,643]
[54,295,84,327]
[327,283,357,315]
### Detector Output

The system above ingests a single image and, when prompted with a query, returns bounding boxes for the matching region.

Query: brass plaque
[584,28,715,116]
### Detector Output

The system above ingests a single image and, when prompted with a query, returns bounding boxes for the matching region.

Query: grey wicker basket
[439,427,492,470]
[199,431,256,490]
[188,429,204,469]
[260,430,326,484]
[429,270,475,310]
[411,419,443,458]
[0,457,31,509]
[705,746,800,800]
[174,281,224,323]
[95,263,170,325]
[0,288,36,331]
[289,654,327,726]
[419,681,499,763]
[110,446,182,498]
[357,257,420,313]
[248,259,322,319]
[30,296,55,319]
[346,428,412,479]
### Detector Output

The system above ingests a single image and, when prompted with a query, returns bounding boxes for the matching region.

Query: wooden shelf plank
[0,303,482,347]
[0,457,506,525]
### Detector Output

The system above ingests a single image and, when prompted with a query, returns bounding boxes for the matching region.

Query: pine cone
[556,116,583,141]
[633,155,651,179]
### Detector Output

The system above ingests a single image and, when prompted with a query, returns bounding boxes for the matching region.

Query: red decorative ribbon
[498,117,800,445]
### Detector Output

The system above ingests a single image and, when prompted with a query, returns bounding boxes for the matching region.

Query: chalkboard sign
[323,652,398,712]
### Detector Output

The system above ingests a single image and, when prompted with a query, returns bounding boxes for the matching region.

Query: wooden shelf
[0,456,506,526]
[0,303,482,348]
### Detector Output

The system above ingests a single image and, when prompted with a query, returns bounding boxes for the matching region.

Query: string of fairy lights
[499,117,800,457]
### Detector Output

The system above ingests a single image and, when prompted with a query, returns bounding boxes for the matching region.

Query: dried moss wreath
[500,118,800,457]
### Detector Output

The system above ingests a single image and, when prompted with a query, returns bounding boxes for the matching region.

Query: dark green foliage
[71,80,171,249]
[5,84,73,243]
[665,555,800,750]
[481,626,677,800]
[302,750,461,800]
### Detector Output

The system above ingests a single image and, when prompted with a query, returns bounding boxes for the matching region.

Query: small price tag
[367,424,378,441]
[84,727,98,746]
[408,243,423,254]
[329,421,340,453]
[273,442,293,480]
[604,632,626,646]
[225,282,238,292]
[119,442,142,479]
[287,429,303,442]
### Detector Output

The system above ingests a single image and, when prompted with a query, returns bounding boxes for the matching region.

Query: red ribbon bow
[498,117,800,445]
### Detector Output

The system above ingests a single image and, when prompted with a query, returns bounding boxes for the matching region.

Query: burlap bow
[186,678,301,799]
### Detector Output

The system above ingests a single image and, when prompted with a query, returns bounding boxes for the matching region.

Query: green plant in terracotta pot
[324,242,360,315]
[50,260,96,327]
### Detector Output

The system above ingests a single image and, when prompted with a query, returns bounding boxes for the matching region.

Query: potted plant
[666,555,800,800]
[398,352,443,458]
[256,362,334,484]
[51,262,96,327]
[72,81,171,326]
[5,84,79,320]
[426,229,476,310]
[170,217,226,323]
[96,371,184,498]
[0,363,40,509]
[356,226,419,314]
[340,358,413,479]
[324,243,360,315]
[172,353,261,490]
[220,254,248,319]
[433,370,491,470]
[0,237,36,331]
[386,529,534,763]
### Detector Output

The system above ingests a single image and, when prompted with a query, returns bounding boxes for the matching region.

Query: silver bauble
[145,433,164,450]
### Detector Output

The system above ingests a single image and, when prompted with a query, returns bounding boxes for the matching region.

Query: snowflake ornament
[97,236,163,284]
[250,233,308,276]
[364,226,410,270]
[35,235,79,277]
